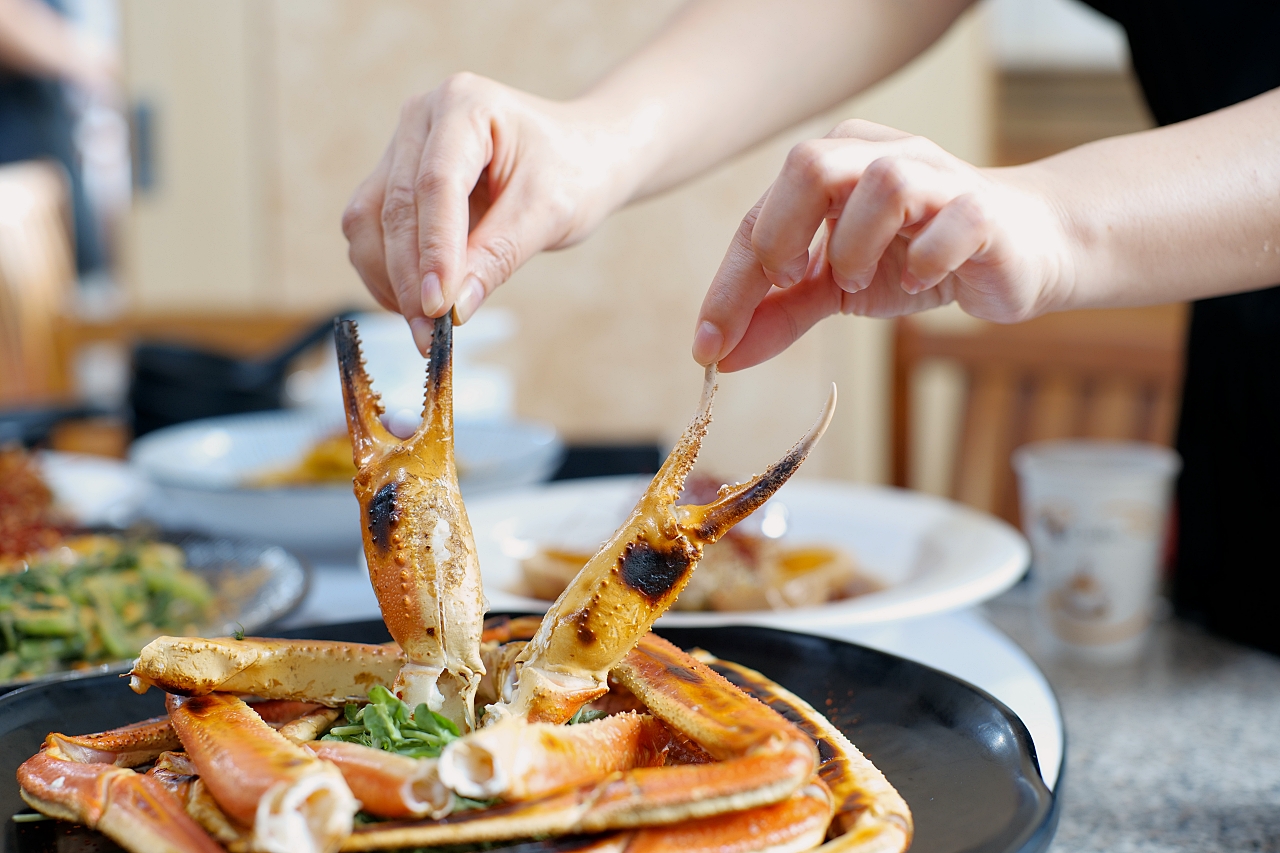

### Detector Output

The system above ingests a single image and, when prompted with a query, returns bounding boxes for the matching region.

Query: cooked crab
[18,314,911,853]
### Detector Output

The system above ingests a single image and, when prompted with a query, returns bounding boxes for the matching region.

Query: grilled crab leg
[335,315,485,730]
[17,745,224,853]
[343,635,821,851]
[696,652,913,853]
[498,367,837,723]
[167,693,358,853]
[130,636,404,706]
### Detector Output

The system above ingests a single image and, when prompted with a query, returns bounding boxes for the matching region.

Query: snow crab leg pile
[16,315,912,853]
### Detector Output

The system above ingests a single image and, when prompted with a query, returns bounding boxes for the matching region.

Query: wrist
[567,87,679,206]
[997,161,1090,316]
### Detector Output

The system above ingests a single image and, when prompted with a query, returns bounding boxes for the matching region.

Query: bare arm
[583,0,972,199]
[0,0,115,92]
[342,0,972,348]
[694,87,1280,369]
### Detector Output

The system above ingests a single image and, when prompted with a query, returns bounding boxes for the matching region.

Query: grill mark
[618,540,694,603]
[368,482,400,551]
[574,609,595,645]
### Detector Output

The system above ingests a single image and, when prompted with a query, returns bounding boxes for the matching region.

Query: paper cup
[1013,440,1180,661]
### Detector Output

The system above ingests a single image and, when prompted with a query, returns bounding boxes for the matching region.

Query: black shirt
[1082,0,1280,654]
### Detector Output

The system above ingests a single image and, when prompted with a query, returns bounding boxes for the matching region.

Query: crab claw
[499,367,837,724]
[335,316,486,731]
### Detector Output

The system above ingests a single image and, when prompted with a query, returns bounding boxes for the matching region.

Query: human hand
[343,73,640,352]
[693,120,1075,371]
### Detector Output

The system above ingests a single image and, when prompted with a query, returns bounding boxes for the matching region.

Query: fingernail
[421,272,444,316]
[764,268,798,289]
[833,270,869,293]
[408,316,434,355]
[692,321,724,365]
[454,275,485,325]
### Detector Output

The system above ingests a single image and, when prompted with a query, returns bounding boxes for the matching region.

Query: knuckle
[831,118,873,138]
[434,71,485,106]
[380,185,417,233]
[475,233,521,283]
[412,167,451,200]
[783,141,829,189]
[861,157,909,203]
[341,198,370,239]
[950,193,988,230]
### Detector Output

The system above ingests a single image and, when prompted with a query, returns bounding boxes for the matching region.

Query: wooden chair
[0,161,77,406]
[891,305,1188,526]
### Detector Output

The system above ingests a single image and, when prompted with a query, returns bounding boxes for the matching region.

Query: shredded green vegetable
[0,536,213,682]
[321,685,462,759]
[566,706,607,725]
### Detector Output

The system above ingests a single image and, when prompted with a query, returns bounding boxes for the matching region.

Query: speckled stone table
[985,592,1280,853]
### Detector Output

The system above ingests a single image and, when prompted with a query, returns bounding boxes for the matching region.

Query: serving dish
[0,531,308,695]
[0,618,1056,853]
[35,452,151,529]
[469,476,1030,628]
[129,409,563,551]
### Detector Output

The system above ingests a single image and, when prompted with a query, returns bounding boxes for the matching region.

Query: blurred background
[1,0,1183,522]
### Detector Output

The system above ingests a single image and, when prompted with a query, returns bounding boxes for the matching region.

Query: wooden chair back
[0,161,77,406]
[892,305,1188,526]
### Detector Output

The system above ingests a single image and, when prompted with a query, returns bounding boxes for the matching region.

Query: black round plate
[0,618,1057,853]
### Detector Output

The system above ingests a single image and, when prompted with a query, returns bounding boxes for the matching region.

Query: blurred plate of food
[0,447,308,691]
[129,409,563,551]
[34,450,152,528]
[466,474,1029,628]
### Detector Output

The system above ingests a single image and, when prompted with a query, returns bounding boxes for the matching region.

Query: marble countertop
[984,593,1280,853]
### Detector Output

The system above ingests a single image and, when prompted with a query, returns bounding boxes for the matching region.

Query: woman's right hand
[342,73,640,352]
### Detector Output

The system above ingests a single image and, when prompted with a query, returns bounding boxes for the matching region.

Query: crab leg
[344,636,820,851]
[17,746,224,853]
[501,367,837,723]
[335,316,486,730]
[129,635,404,705]
[167,693,357,853]
[694,652,913,853]
[47,715,180,767]
[44,700,323,770]
[304,740,452,819]
[439,711,672,802]
[598,778,834,853]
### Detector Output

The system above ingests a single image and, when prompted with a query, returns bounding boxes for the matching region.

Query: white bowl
[467,475,1030,628]
[130,410,563,552]
[37,451,152,528]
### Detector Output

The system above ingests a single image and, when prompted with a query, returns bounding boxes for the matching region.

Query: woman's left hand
[692,119,1075,370]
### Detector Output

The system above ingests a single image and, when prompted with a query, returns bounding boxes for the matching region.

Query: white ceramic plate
[36,451,151,528]
[129,410,563,552]
[467,475,1030,628]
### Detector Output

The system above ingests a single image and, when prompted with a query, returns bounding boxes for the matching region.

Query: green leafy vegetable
[321,685,463,759]
[567,706,607,725]
[0,536,214,682]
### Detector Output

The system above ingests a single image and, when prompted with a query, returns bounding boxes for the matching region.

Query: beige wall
[120,1,992,482]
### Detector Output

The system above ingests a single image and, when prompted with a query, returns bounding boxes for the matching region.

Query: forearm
[0,0,88,83]
[576,0,973,202]
[1021,86,1280,311]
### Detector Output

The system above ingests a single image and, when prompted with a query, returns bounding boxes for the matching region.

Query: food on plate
[0,446,218,683]
[16,316,911,853]
[246,433,357,487]
[521,476,884,611]
[0,446,65,560]
[0,534,214,683]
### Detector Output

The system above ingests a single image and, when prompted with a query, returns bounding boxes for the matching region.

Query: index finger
[693,195,774,366]
[414,110,494,317]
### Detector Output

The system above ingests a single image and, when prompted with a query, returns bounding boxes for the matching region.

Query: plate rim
[129,408,563,493]
[0,616,1057,853]
[467,475,1031,628]
[0,529,310,695]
